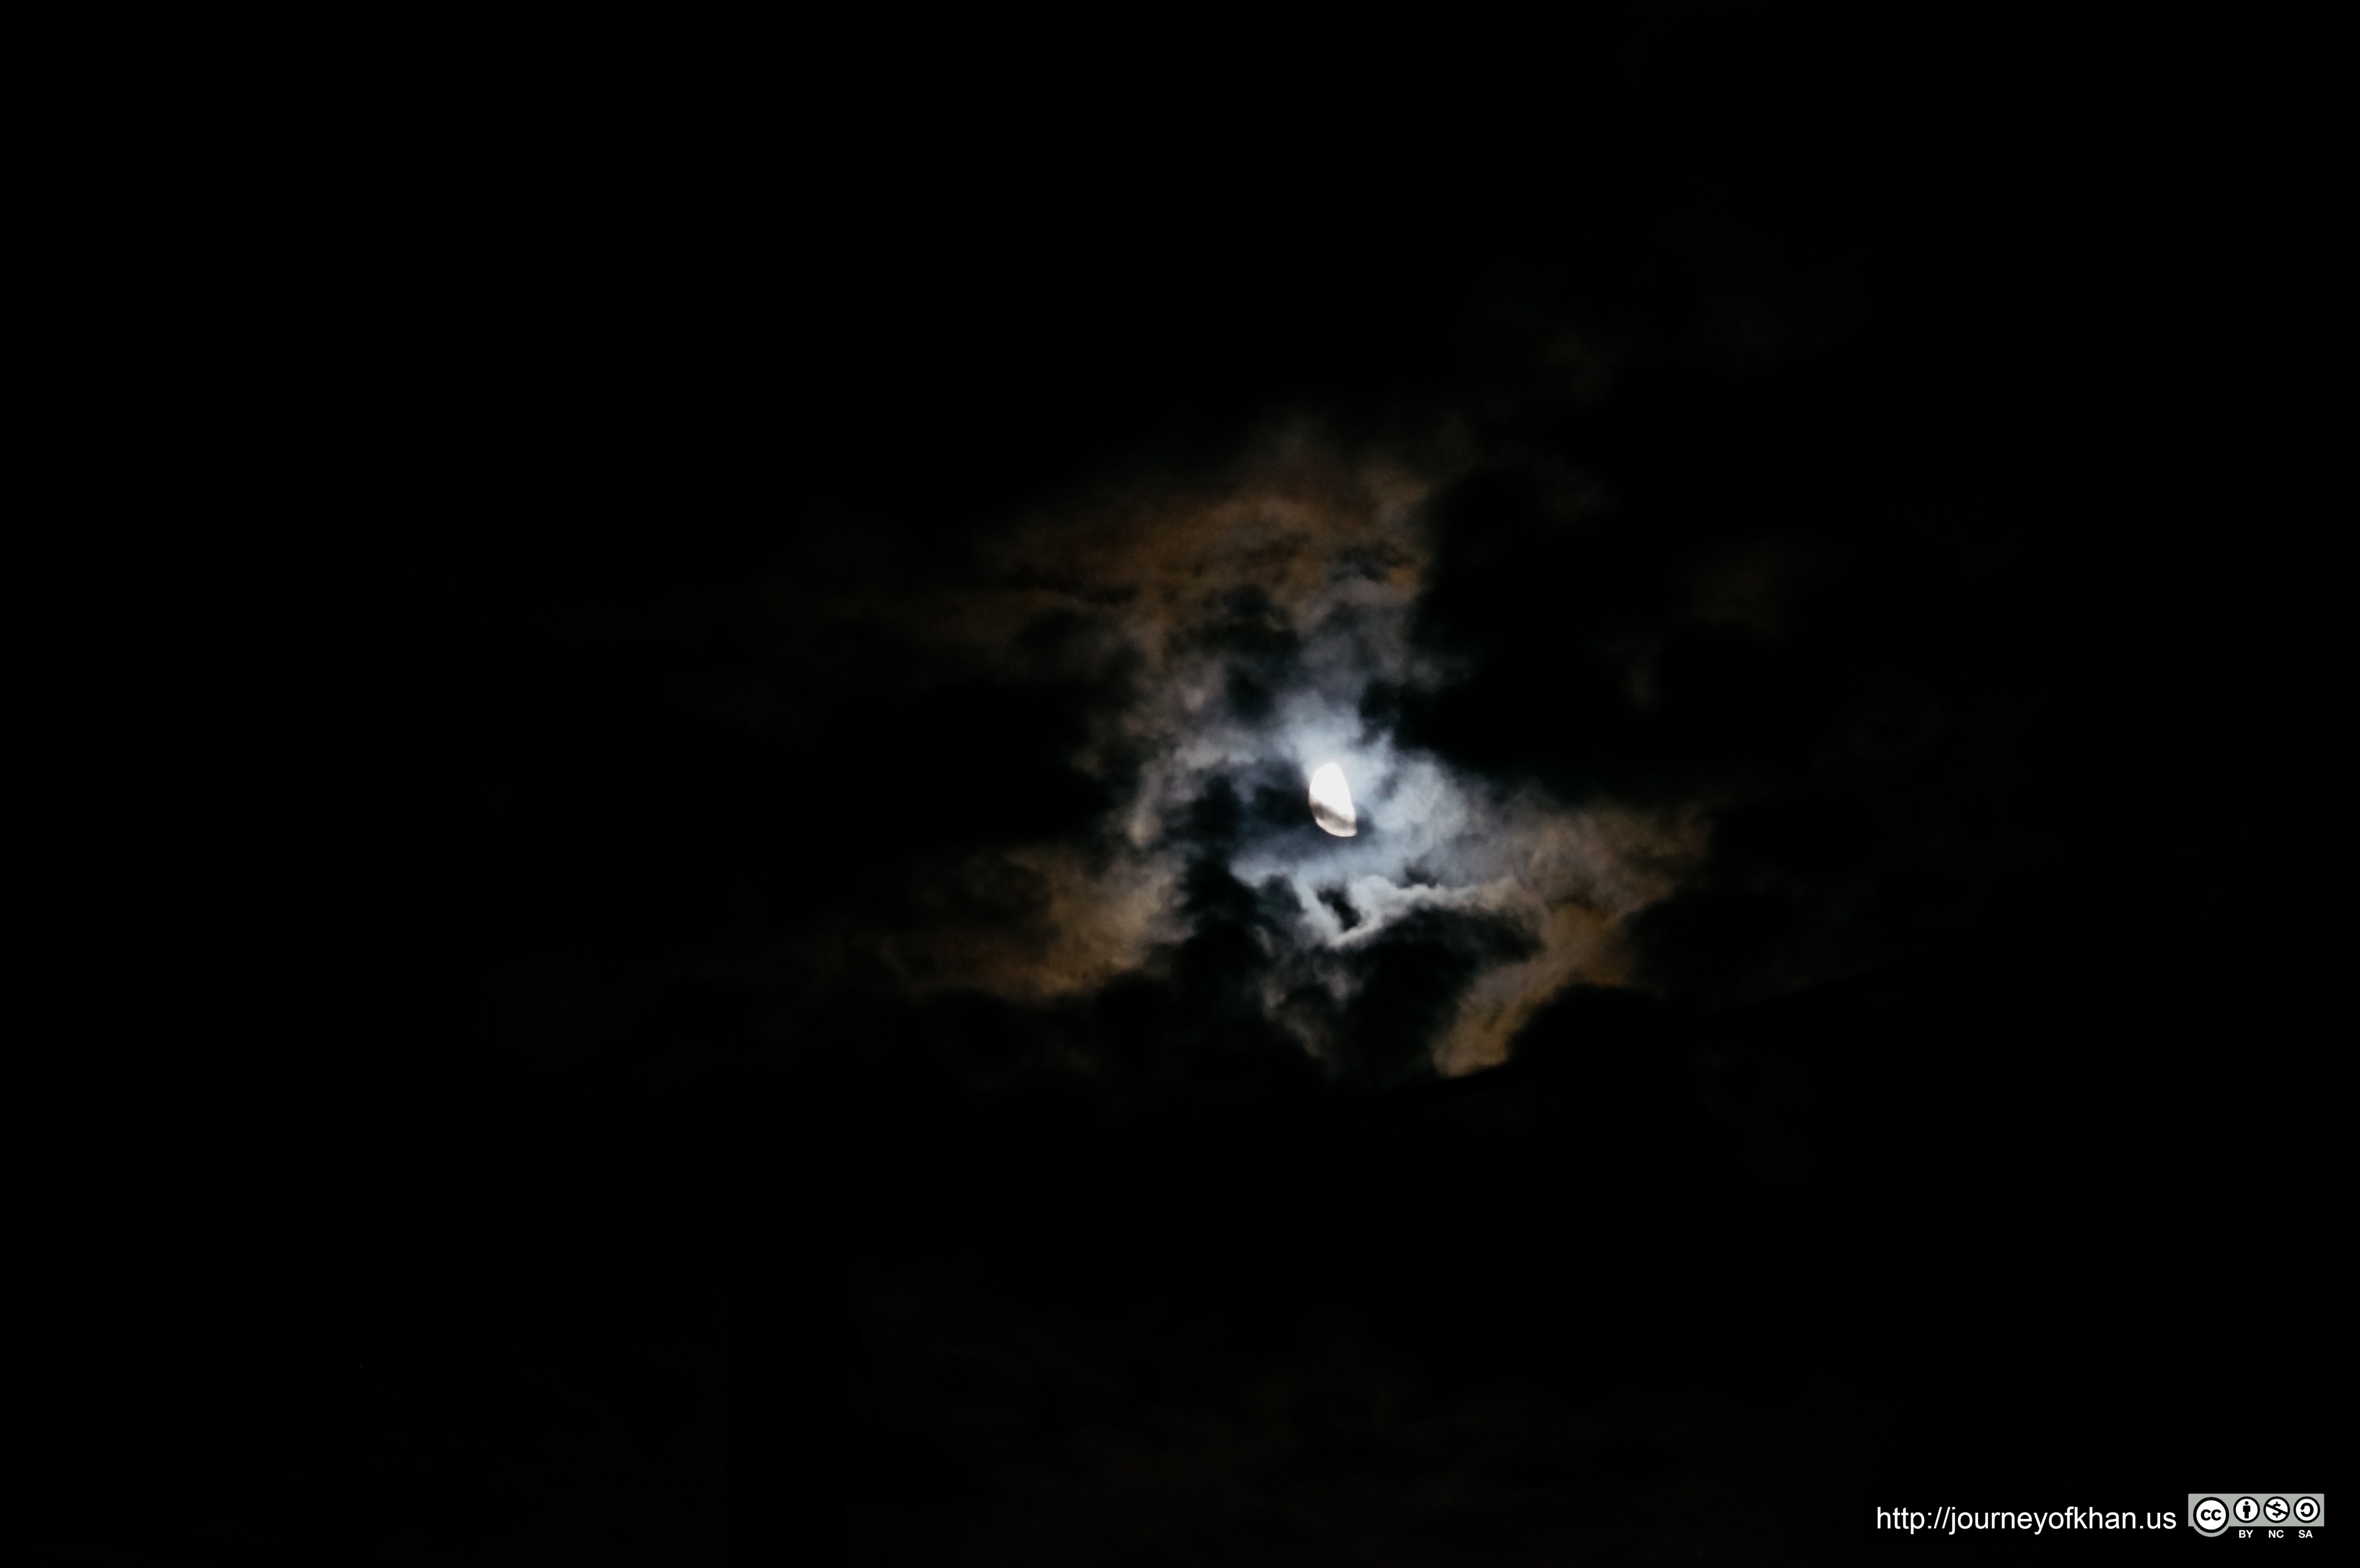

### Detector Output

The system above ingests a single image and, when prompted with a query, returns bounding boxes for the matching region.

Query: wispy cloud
[809,428,1708,1076]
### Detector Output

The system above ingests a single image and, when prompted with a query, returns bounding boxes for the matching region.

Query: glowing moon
[1309,762,1357,837]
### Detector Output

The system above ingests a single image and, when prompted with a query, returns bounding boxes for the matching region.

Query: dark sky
[13,10,2327,1566]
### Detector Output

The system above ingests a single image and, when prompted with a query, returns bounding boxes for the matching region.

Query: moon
[1308,762,1357,837]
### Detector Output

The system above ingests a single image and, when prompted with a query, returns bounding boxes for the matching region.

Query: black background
[11,7,2329,1564]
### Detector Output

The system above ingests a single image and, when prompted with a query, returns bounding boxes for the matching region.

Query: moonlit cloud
[829,430,1708,1076]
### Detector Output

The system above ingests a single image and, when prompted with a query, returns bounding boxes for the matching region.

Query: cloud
[819,429,1709,1079]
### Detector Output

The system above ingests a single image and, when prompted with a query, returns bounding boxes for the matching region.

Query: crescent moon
[1309,762,1357,837]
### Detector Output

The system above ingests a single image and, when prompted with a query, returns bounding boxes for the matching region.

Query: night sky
[12,9,2327,1566]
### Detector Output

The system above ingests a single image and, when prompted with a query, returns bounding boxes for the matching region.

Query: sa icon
[2235,1497,2261,1524]
[2294,1497,2320,1525]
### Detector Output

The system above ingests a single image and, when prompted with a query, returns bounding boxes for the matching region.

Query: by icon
[2235,1496,2260,1524]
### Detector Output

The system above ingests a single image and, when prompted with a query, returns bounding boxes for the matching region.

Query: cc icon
[2192,1497,2228,1535]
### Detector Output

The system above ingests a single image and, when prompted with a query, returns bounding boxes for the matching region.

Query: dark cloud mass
[11,8,2327,1564]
